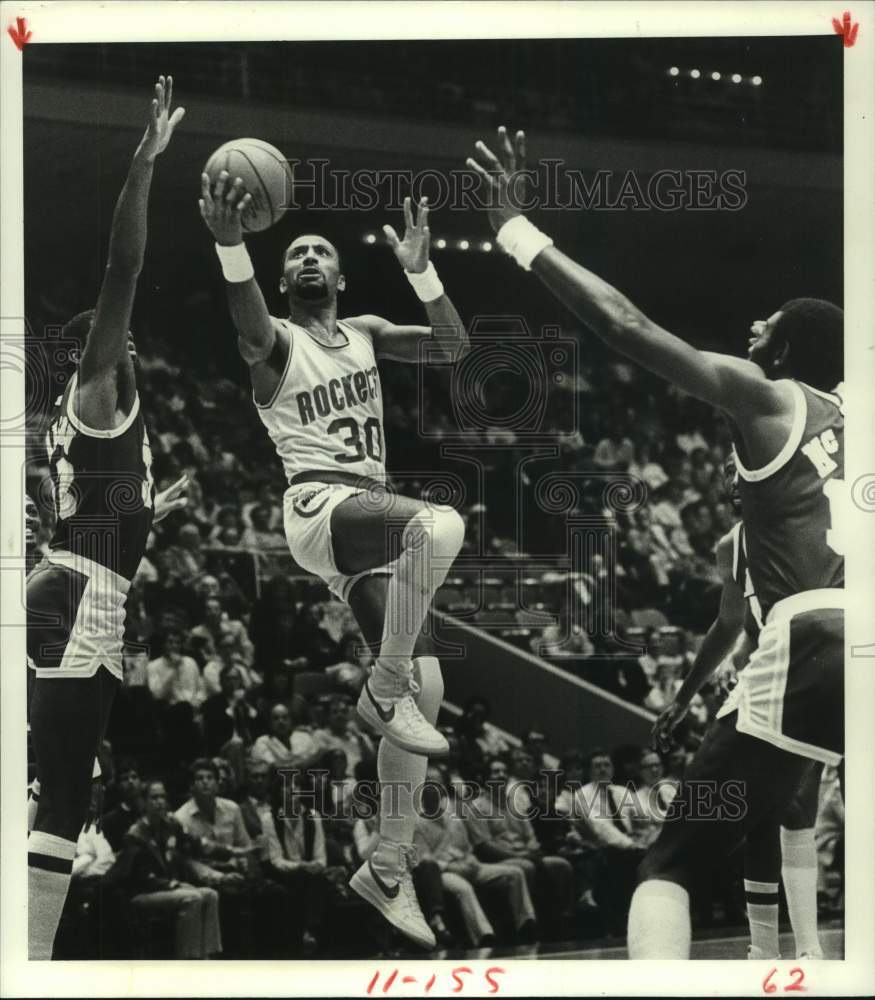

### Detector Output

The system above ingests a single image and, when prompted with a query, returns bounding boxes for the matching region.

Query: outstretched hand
[651,700,689,753]
[138,75,185,162]
[199,170,253,246]
[153,473,190,524]
[383,196,431,273]
[466,126,529,234]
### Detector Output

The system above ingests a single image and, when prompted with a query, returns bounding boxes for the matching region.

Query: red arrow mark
[832,10,860,47]
[7,16,32,49]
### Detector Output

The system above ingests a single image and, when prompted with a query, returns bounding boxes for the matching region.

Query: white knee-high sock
[28,831,76,959]
[374,656,443,874]
[627,879,691,958]
[372,509,463,694]
[27,779,41,833]
[781,827,821,957]
[745,879,780,957]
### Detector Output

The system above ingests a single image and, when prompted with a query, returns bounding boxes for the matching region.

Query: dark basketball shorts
[27,549,130,681]
[719,588,844,766]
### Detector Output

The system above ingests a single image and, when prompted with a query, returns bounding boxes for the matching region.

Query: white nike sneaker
[357,669,448,757]
[350,843,436,950]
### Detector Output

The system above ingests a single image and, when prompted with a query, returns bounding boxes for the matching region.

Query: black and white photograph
[2,2,873,996]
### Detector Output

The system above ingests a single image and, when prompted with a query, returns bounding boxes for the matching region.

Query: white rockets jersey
[255,318,387,484]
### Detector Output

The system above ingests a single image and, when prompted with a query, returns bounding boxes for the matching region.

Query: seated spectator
[559,747,645,935]
[416,765,537,946]
[312,695,376,777]
[466,757,575,936]
[289,603,341,670]
[202,632,259,698]
[325,632,371,695]
[261,768,348,955]
[190,596,255,672]
[117,779,222,959]
[101,760,144,852]
[643,659,683,713]
[208,505,245,546]
[174,758,284,958]
[250,699,319,770]
[202,664,259,756]
[157,522,207,588]
[239,504,286,551]
[146,630,205,709]
[457,697,511,774]
[631,749,674,849]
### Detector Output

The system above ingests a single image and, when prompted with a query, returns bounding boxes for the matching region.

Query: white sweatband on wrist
[215,241,255,283]
[405,261,444,302]
[496,216,554,271]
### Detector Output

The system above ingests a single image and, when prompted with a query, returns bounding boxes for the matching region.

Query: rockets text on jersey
[255,318,387,485]
[733,380,844,620]
[44,372,155,581]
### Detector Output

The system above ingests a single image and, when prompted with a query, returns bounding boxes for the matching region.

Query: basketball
[203,138,293,233]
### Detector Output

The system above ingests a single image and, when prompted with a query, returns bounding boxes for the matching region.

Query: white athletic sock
[377,656,443,870]
[370,510,462,704]
[745,878,780,958]
[27,778,41,833]
[627,879,691,958]
[781,827,821,957]
[28,831,76,959]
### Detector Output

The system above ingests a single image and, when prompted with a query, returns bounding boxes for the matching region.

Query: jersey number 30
[328,416,383,464]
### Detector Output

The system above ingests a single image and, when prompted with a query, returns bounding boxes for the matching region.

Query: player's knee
[404,506,465,563]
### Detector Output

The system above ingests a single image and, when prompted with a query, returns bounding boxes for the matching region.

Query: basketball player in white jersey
[199,174,468,948]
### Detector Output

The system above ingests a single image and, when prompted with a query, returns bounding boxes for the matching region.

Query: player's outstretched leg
[347,577,444,948]
[781,762,824,959]
[627,714,812,959]
[28,666,118,959]
[743,818,782,959]
[333,497,464,756]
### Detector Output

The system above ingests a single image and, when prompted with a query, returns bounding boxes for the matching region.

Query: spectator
[458,697,511,773]
[174,758,284,958]
[289,603,340,670]
[190,596,255,672]
[250,700,319,769]
[146,630,205,709]
[118,779,222,959]
[102,760,144,851]
[72,821,116,882]
[202,664,259,756]
[157,522,208,587]
[466,757,575,936]
[416,765,537,946]
[560,748,645,935]
[240,504,286,551]
[631,749,674,849]
[312,695,376,778]
[325,632,371,695]
[202,632,258,698]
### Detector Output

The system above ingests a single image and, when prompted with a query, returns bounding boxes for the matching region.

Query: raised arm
[198,171,279,366]
[355,196,468,363]
[651,530,745,751]
[76,76,184,430]
[467,130,789,426]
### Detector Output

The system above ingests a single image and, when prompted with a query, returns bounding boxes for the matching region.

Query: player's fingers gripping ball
[203,138,293,232]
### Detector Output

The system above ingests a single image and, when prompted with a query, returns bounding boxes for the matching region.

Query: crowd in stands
[26,288,843,960]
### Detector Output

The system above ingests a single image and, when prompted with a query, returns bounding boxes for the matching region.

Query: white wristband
[405,261,444,302]
[215,241,255,283]
[496,216,554,271]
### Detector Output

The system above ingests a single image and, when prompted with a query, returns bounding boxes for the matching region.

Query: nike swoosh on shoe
[365,682,395,723]
[368,859,400,899]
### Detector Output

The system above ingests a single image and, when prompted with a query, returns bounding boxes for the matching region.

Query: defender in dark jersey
[466,128,844,958]
[26,77,185,960]
[652,456,825,959]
